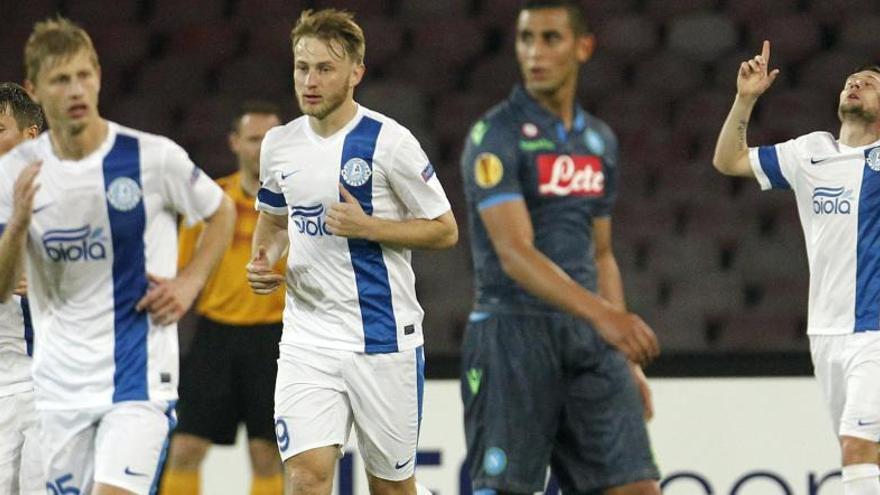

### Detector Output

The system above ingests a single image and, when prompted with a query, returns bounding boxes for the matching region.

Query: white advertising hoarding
[202,378,842,495]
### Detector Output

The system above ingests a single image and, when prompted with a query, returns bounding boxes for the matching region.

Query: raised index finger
[761,40,771,66]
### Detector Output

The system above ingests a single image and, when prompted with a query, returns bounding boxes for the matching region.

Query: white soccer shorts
[274,343,425,481]
[811,332,880,441]
[0,390,44,495]
[39,400,175,495]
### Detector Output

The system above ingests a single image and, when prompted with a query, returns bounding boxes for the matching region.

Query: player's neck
[49,117,109,161]
[839,119,880,148]
[308,99,358,138]
[528,83,577,130]
[239,169,260,197]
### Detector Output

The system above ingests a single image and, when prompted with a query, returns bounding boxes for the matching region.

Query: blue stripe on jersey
[477,193,523,211]
[258,187,287,208]
[20,297,33,356]
[340,116,398,353]
[103,134,150,402]
[416,345,424,430]
[758,146,791,190]
[149,401,177,495]
[855,148,880,331]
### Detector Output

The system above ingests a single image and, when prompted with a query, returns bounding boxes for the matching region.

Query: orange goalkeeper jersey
[179,171,285,325]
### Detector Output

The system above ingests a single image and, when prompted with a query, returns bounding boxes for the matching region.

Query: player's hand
[247,245,284,295]
[12,276,27,297]
[135,273,200,326]
[593,308,659,365]
[737,40,780,101]
[9,161,41,230]
[325,185,374,239]
[629,363,654,421]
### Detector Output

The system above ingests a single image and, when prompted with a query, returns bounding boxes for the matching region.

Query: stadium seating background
[4,0,875,360]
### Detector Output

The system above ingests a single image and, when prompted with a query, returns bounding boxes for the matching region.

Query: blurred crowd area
[3,0,877,357]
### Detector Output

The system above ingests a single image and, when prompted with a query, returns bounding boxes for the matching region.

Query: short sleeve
[0,146,31,231]
[255,131,288,215]
[0,157,13,230]
[387,131,451,220]
[749,139,797,191]
[161,141,224,226]
[460,115,523,211]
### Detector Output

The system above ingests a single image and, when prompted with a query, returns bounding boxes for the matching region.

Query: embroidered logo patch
[106,177,142,211]
[474,152,504,189]
[341,158,372,187]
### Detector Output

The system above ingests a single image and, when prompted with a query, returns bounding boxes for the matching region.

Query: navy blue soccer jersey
[461,86,619,311]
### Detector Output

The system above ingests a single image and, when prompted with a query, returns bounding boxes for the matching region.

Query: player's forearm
[252,211,289,266]
[364,210,458,250]
[0,224,27,301]
[496,240,616,325]
[596,251,626,311]
[713,95,758,176]
[179,196,236,288]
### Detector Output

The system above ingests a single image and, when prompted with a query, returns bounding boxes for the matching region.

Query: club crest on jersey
[521,122,539,138]
[42,225,108,262]
[537,154,605,197]
[106,177,143,212]
[812,186,853,215]
[867,147,880,172]
[341,158,372,187]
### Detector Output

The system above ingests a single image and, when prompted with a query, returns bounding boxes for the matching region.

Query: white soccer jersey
[0,296,32,397]
[257,104,451,353]
[750,131,880,335]
[0,122,224,410]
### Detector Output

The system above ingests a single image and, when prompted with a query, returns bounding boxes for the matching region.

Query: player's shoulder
[782,131,839,160]
[263,117,306,145]
[359,105,412,140]
[791,131,837,148]
[465,99,521,150]
[113,121,187,158]
[582,112,617,142]
[0,135,48,177]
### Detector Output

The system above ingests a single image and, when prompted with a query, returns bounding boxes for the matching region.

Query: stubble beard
[299,82,350,121]
[839,102,878,125]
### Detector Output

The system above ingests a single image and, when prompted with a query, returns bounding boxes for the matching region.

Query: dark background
[4,0,873,376]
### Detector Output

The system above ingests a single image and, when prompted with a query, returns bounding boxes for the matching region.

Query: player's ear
[351,62,365,88]
[25,125,39,139]
[577,34,595,64]
[228,129,240,154]
[23,80,39,104]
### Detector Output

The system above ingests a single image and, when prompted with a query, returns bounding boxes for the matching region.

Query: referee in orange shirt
[161,102,285,495]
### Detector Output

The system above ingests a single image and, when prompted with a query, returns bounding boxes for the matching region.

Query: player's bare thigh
[283,445,339,495]
[93,482,137,495]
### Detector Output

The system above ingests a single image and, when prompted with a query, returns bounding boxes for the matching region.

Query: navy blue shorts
[461,311,659,494]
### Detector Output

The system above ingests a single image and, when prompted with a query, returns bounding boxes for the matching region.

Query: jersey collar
[509,85,587,142]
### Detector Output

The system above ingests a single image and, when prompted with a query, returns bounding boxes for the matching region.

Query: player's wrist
[5,214,30,235]
[734,93,759,107]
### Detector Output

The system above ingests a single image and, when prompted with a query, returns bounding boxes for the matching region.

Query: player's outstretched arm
[713,40,780,177]
[326,185,458,250]
[0,162,40,301]
[480,199,658,365]
[136,194,236,325]
[247,211,288,295]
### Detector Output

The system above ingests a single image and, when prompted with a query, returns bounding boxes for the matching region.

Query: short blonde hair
[290,9,365,65]
[24,17,99,83]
